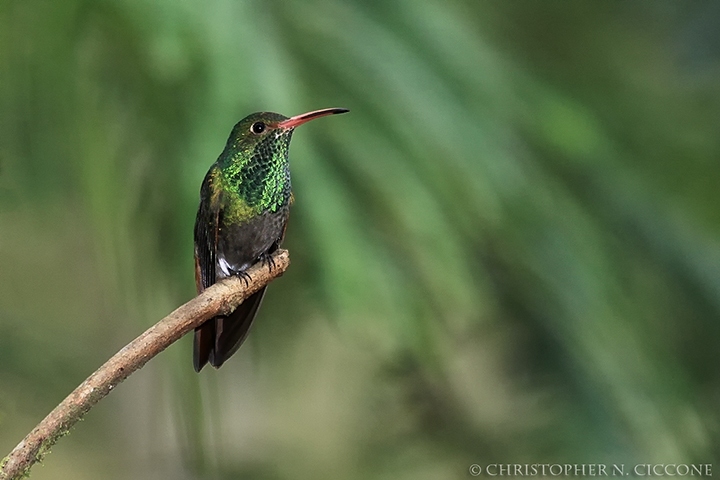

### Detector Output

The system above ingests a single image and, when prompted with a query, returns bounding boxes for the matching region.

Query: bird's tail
[193,286,267,371]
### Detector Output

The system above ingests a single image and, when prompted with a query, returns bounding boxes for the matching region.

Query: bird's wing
[193,166,222,371]
[193,167,222,293]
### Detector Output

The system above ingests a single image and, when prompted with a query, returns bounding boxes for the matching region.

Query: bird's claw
[235,270,251,288]
[260,252,276,273]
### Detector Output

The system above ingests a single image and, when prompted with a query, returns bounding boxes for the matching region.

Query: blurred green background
[1,1,719,478]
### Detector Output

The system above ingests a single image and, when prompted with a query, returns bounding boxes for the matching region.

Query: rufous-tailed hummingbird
[193,107,349,371]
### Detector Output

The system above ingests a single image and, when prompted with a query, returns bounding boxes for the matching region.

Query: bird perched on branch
[192,107,349,371]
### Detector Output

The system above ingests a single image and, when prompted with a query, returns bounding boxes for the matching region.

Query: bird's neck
[219,151,291,218]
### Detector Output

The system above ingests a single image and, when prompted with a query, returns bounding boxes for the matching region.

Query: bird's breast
[215,206,290,280]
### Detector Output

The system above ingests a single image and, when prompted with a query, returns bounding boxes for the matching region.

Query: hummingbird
[193,107,349,372]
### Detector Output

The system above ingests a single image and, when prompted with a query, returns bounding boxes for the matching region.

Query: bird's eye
[251,122,266,134]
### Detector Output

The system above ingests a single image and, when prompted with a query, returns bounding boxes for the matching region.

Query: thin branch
[0,249,290,480]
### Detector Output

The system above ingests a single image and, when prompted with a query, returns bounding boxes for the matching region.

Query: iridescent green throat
[218,130,293,221]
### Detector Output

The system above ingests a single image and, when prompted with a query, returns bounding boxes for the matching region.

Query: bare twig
[0,249,290,480]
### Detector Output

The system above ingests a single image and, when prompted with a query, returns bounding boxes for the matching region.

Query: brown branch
[0,249,290,480]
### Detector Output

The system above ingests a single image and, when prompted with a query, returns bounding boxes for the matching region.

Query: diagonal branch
[0,249,290,480]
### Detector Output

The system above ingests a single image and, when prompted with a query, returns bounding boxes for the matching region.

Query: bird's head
[224,108,349,161]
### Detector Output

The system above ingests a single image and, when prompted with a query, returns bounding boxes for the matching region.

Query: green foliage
[1,1,718,478]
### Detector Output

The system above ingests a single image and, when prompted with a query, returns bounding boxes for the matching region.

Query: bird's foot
[259,252,276,273]
[234,270,252,288]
